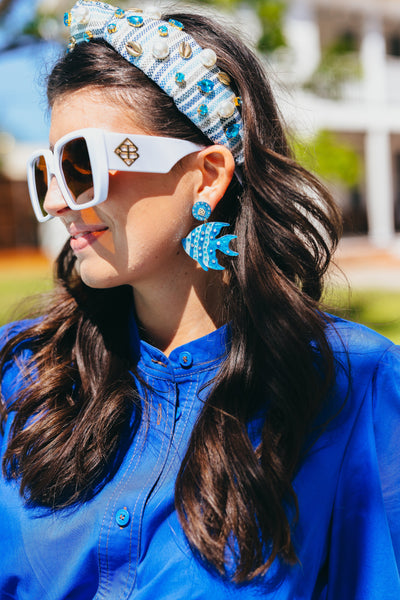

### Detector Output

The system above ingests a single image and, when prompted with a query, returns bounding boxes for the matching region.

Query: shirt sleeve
[0,320,36,408]
[373,345,400,570]
[326,344,400,600]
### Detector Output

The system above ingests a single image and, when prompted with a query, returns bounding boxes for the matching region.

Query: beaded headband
[64,1,244,164]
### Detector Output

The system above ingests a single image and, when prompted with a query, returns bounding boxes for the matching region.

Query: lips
[68,224,109,252]
[69,224,109,239]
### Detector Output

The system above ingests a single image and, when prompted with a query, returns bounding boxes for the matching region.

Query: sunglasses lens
[61,137,94,205]
[33,155,49,219]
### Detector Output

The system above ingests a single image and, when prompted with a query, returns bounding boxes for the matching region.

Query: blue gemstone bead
[226,123,240,139]
[127,15,144,27]
[168,18,184,29]
[197,79,214,94]
[158,24,168,36]
[197,103,208,117]
[175,72,185,85]
[63,12,71,26]
[115,8,125,18]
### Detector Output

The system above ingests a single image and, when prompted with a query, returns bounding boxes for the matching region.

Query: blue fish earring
[181,201,238,271]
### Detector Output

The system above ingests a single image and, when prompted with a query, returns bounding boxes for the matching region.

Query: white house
[275,0,400,248]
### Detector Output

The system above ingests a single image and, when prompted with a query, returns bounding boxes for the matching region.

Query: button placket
[114,376,177,597]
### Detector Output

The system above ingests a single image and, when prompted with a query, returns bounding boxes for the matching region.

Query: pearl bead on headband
[64,1,244,164]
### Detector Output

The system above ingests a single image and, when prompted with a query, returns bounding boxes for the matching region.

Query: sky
[0,0,62,143]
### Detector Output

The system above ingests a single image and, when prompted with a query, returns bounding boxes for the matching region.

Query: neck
[133,267,226,356]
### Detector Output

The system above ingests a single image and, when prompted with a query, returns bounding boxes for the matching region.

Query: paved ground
[330,237,400,290]
[0,248,51,276]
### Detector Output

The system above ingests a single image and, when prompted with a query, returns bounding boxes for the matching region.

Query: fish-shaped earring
[181,201,238,271]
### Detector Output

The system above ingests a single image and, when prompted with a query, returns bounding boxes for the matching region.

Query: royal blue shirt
[0,315,400,599]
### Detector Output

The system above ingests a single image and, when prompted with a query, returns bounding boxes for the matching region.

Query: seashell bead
[68,36,76,52]
[217,71,231,86]
[179,41,192,59]
[126,40,143,57]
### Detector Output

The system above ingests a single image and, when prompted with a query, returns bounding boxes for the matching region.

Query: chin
[77,261,126,290]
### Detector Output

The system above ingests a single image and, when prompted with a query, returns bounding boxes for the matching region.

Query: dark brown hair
[0,12,341,583]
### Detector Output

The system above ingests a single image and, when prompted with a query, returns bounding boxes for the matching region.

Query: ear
[194,145,235,211]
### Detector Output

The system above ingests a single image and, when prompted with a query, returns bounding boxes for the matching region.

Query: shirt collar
[128,310,230,378]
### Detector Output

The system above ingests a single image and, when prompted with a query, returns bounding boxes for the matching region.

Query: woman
[1,1,399,598]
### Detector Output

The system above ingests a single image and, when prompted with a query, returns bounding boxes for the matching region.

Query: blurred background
[1,0,400,338]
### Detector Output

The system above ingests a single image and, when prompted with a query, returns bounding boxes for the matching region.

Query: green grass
[324,287,400,343]
[0,272,53,326]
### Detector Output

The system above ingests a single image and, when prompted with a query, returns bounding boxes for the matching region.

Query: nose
[43,175,71,218]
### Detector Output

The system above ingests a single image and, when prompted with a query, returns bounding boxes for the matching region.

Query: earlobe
[195,145,235,211]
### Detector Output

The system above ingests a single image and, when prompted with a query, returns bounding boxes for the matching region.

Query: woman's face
[45,88,199,291]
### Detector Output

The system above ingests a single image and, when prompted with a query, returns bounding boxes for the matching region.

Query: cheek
[89,172,195,258]
[80,207,103,223]
[80,207,116,253]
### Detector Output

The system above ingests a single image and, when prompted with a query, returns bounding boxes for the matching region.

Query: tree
[0,0,288,54]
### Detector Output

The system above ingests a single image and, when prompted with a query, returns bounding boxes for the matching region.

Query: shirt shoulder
[0,318,39,343]
[326,313,394,357]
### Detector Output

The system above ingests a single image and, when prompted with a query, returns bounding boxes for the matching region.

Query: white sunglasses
[27,128,205,222]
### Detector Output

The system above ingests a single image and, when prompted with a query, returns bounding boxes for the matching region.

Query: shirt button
[115,508,130,528]
[179,351,193,368]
